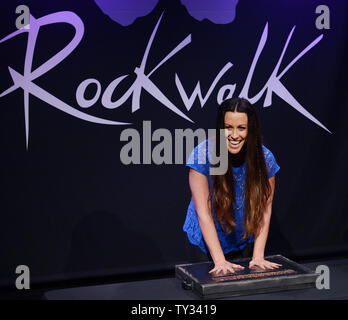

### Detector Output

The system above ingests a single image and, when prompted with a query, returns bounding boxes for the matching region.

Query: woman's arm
[189,169,244,274]
[250,175,281,269]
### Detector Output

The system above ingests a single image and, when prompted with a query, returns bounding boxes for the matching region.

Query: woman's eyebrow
[224,123,247,126]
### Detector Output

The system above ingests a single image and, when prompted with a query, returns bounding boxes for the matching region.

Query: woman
[183,97,281,275]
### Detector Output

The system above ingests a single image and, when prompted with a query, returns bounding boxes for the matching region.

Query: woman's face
[224,111,248,154]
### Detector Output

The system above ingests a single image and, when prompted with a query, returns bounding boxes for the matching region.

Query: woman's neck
[229,147,246,167]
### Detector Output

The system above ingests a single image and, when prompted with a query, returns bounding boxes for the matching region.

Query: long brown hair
[212,97,271,239]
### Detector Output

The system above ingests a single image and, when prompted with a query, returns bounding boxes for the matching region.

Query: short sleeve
[186,140,210,177]
[262,145,280,178]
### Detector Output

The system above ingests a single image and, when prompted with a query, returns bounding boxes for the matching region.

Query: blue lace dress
[183,139,280,254]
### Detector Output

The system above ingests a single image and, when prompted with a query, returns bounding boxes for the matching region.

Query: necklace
[233,164,246,210]
[235,192,245,210]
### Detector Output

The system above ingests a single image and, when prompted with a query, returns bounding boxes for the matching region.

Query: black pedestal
[175,255,318,299]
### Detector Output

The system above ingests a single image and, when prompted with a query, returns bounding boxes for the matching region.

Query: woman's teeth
[228,140,242,149]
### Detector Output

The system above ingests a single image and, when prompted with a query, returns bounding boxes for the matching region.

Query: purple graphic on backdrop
[181,0,239,24]
[0,10,331,150]
[0,12,130,150]
[94,0,239,26]
[94,0,159,26]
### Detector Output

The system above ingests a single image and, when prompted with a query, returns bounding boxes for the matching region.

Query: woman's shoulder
[186,139,212,177]
[262,144,279,158]
[261,144,272,156]
[261,144,280,177]
[190,138,216,159]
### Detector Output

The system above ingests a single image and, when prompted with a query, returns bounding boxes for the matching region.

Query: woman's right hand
[209,259,245,275]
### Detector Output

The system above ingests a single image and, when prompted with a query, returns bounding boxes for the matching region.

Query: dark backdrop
[0,0,347,287]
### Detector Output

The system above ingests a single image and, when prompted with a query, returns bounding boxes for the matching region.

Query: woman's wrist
[211,252,226,264]
[213,258,226,264]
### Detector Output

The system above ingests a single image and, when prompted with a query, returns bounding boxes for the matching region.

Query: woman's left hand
[249,257,282,270]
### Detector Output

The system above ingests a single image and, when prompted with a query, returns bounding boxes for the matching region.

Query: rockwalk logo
[1,6,330,150]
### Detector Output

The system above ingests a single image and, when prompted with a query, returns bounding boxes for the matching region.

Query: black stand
[175,255,318,299]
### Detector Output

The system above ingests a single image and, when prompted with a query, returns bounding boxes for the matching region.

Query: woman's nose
[231,130,239,139]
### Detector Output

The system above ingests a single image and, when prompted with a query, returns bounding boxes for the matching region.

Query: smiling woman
[183,97,282,275]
